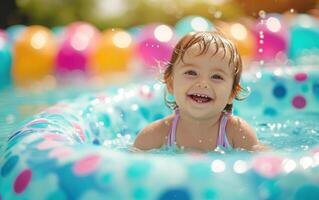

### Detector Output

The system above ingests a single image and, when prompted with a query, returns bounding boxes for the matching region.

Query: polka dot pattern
[294,72,308,82]
[158,188,191,200]
[1,155,19,177]
[292,95,307,109]
[263,107,277,116]
[14,169,32,194]
[73,155,101,176]
[273,84,287,99]
[1,68,319,199]
[313,82,319,98]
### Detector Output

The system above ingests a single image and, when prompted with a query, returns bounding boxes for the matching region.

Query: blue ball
[0,40,12,88]
[175,16,214,37]
[289,15,319,62]
[6,24,26,43]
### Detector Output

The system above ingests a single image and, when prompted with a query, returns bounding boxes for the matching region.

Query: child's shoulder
[133,114,175,150]
[226,115,258,150]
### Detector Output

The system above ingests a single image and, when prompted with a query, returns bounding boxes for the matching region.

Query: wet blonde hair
[163,31,247,112]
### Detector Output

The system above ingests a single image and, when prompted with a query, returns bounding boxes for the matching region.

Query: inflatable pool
[1,66,319,200]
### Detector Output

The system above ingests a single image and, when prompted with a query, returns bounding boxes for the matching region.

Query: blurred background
[0,0,319,136]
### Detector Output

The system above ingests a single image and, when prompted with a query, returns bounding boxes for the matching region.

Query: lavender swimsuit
[167,109,232,149]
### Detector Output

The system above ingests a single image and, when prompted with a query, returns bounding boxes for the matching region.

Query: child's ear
[166,77,174,94]
[227,96,234,105]
[227,92,235,104]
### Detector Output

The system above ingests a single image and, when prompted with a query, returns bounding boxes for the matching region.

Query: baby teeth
[193,94,209,98]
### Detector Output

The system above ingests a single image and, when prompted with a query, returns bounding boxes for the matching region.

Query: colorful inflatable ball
[216,21,256,63]
[0,33,12,88]
[5,24,26,43]
[288,14,319,63]
[175,16,214,37]
[90,29,133,75]
[55,22,100,76]
[252,14,289,64]
[136,24,177,68]
[12,25,56,87]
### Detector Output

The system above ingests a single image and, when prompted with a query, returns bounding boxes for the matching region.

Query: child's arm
[227,116,260,151]
[133,117,172,151]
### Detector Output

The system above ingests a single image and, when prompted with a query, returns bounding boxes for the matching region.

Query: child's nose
[196,81,209,89]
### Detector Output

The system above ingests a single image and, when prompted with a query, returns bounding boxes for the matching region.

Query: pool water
[101,113,319,155]
[1,66,319,200]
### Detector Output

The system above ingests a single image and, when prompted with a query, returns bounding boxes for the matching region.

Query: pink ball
[136,24,177,68]
[55,22,100,75]
[0,29,7,39]
[253,15,288,63]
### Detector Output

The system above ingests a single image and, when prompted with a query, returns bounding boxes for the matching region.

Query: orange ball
[90,29,134,75]
[12,25,57,86]
[217,21,256,60]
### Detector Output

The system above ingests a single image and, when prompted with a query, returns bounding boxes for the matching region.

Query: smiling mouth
[187,93,213,104]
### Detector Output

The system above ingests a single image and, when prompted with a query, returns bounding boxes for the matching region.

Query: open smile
[187,93,213,104]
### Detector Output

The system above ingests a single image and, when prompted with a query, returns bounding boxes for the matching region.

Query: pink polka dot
[311,146,319,154]
[27,118,48,126]
[97,94,110,101]
[139,88,154,100]
[73,123,86,141]
[14,169,32,194]
[37,140,63,150]
[294,72,308,82]
[253,156,283,178]
[73,155,101,176]
[49,147,73,158]
[292,95,306,109]
[43,133,65,140]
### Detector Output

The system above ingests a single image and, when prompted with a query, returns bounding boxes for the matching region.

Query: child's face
[167,43,235,119]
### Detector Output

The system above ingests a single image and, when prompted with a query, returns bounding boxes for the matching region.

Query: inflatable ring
[1,66,319,200]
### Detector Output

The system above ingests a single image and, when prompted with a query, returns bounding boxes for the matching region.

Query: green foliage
[16,0,244,29]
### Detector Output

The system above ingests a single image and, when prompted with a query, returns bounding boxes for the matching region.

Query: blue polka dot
[133,187,148,199]
[313,82,319,99]
[273,84,287,99]
[127,161,151,180]
[101,173,112,184]
[89,121,100,136]
[301,85,308,93]
[92,138,100,145]
[98,114,111,127]
[202,188,216,200]
[1,155,19,177]
[295,184,319,200]
[233,109,239,115]
[247,91,262,106]
[153,113,164,121]
[158,188,191,200]
[139,106,150,119]
[263,107,278,116]
[29,122,49,128]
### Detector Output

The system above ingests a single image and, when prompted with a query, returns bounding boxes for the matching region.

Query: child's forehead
[180,43,232,64]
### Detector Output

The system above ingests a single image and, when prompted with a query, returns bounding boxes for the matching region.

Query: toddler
[134,31,263,152]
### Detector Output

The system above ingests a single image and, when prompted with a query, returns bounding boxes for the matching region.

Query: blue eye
[211,74,223,80]
[184,70,197,76]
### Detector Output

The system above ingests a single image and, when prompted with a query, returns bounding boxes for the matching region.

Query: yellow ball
[90,29,134,75]
[12,25,56,87]
[217,21,256,59]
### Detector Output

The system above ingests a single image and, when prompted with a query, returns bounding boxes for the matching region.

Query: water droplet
[259,10,266,18]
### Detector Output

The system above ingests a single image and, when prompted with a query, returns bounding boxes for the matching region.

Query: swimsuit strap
[167,109,179,146]
[167,110,230,148]
[217,112,230,148]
